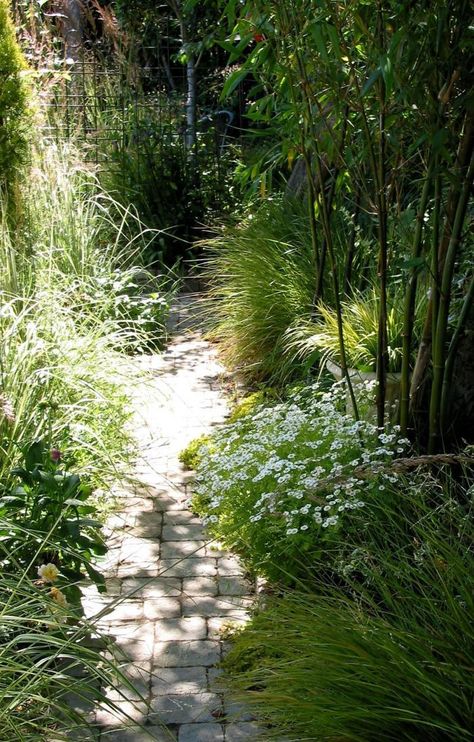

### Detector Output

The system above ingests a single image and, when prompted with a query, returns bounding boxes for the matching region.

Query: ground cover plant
[191,381,410,582]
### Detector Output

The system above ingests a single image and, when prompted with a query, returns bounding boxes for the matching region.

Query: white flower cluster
[195,381,409,542]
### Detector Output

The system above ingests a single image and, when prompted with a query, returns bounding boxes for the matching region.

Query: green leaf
[221,66,250,99]
[24,441,44,471]
[85,562,106,587]
[361,67,382,97]
[310,22,329,62]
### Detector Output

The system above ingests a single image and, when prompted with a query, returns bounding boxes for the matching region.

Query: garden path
[82,294,258,742]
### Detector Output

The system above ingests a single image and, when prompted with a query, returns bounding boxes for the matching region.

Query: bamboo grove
[222,0,473,451]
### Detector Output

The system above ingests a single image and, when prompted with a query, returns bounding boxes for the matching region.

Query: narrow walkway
[82,295,257,741]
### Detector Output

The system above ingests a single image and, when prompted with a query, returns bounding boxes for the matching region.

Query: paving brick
[153,640,221,668]
[121,577,182,599]
[154,617,207,642]
[94,699,148,727]
[151,666,207,695]
[183,576,218,597]
[216,558,245,577]
[223,701,256,723]
[119,536,161,563]
[117,562,161,579]
[163,510,202,525]
[160,540,207,559]
[224,723,262,740]
[149,693,220,724]
[98,600,145,623]
[112,622,156,661]
[162,524,207,541]
[143,597,182,620]
[182,597,252,618]
[217,577,251,597]
[158,558,217,578]
[178,722,225,741]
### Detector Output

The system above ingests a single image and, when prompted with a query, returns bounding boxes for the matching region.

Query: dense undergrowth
[186,389,474,739]
[0,134,175,737]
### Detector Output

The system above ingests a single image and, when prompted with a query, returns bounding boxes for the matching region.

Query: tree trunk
[57,0,83,61]
[185,52,197,151]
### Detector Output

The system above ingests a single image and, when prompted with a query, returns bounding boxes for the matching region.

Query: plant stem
[375,2,388,430]
[440,272,474,433]
[428,146,474,452]
[399,157,434,435]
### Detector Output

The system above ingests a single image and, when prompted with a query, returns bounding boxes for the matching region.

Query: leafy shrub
[97,97,239,264]
[79,267,172,352]
[192,381,409,581]
[0,0,31,216]
[223,475,474,740]
[0,440,106,603]
[202,195,316,384]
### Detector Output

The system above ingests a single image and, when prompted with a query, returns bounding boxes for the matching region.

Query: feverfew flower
[38,563,59,583]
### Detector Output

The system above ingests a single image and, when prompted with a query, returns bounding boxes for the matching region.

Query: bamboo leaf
[361,67,382,96]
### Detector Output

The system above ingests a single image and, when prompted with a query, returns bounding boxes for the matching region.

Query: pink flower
[50,448,61,463]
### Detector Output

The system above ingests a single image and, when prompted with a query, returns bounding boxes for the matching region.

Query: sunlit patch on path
[81,294,258,741]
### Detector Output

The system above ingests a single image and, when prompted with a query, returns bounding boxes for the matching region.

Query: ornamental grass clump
[202,196,316,383]
[222,474,474,740]
[0,540,141,740]
[192,381,409,582]
[0,142,174,485]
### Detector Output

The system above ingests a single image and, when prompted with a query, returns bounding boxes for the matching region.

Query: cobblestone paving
[82,295,258,741]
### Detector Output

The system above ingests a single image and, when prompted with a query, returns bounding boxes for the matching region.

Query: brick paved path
[82,295,258,741]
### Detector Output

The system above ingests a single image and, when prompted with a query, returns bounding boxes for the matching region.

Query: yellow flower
[37,563,59,583]
[49,587,67,607]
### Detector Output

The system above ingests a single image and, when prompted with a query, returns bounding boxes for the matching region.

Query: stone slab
[178,722,225,741]
[153,640,221,668]
[149,692,220,724]
[151,666,208,696]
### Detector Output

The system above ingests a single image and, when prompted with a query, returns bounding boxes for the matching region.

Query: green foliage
[203,196,316,383]
[192,381,409,582]
[0,0,31,214]
[223,475,474,740]
[286,288,425,373]
[179,433,213,470]
[221,0,474,442]
[0,142,174,486]
[0,441,106,601]
[227,389,278,423]
[97,98,240,264]
[0,544,139,739]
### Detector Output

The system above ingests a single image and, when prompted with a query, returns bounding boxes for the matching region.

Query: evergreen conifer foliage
[0,0,30,213]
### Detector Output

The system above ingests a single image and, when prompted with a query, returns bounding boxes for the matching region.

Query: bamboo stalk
[399,158,434,435]
[410,114,473,427]
[440,273,474,433]
[375,1,388,430]
[428,148,474,452]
